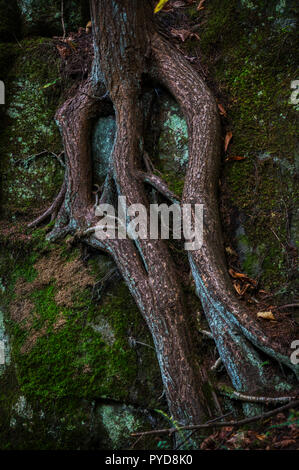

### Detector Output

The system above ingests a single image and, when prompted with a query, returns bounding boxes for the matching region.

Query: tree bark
[30,0,298,426]
[150,34,299,391]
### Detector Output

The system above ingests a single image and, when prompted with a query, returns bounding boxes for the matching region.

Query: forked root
[28,180,66,229]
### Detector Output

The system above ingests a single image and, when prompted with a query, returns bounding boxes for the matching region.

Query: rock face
[0,38,64,215]
[197,0,298,298]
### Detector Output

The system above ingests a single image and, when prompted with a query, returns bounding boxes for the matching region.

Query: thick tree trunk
[80,0,213,425]
[29,0,298,427]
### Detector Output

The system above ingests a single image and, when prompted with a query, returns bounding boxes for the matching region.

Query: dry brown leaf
[257,311,276,321]
[56,45,71,59]
[240,283,251,295]
[225,246,238,256]
[233,281,243,295]
[217,103,227,117]
[233,281,250,296]
[276,439,296,448]
[170,28,199,42]
[197,0,206,10]
[225,155,246,162]
[224,131,233,152]
[228,268,257,286]
[229,268,248,280]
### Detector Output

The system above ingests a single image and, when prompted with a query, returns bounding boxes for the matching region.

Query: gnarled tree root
[31,0,298,425]
[151,33,299,393]
[28,180,66,229]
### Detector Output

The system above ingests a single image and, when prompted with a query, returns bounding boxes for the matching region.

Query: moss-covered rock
[0,227,163,449]
[92,116,116,185]
[0,38,64,216]
[194,0,298,298]
[154,96,188,197]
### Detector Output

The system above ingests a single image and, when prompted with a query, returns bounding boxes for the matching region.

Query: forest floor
[198,408,299,450]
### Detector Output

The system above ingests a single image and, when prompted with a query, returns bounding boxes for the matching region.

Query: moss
[0,239,161,411]
[0,37,64,216]
[154,97,188,197]
[0,233,161,450]
[195,0,298,298]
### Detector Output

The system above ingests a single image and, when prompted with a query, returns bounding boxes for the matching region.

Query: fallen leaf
[217,103,227,117]
[225,246,238,256]
[172,0,186,7]
[225,155,246,162]
[276,439,296,448]
[56,45,71,59]
[197,0,206,10]
[240,283,251,295]
[65,39,76,50]
[256,434,267,441]
[154,0,170,14]
[170,28,200,42]
[229,268,257,286]
[233,281,243,295]
[257,311,276,321]
[229,268,248,280]
[224,131,233,152]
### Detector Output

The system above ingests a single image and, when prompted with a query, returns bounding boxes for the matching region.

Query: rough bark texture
[29,0,298,424]
[150,35,299,393]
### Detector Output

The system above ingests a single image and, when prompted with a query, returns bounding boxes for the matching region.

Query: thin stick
[277,304,299,310]
[131,400,299,437]
[198,329,214,339]
[174,411,233,450]
[211,357,222,371]
[218,387,297,404]
[61,0,66,39]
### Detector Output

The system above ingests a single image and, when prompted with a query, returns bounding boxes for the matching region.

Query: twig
[128,337,155,350]
[131,400,299,437]
[277,304,299,310]
[218,386,297,404]
[198,329,214,340]
[14,149,65,168]
[61,0,66,39]
[13,32,23,49]
[129,434,144,450]
[211,357,222,371]
[174,412,233,450]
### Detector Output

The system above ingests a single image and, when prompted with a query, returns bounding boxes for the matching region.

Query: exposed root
[217,386,298,404]
[138,171,180,204]
[151,32,299,390]
[211,357,222,371]
[92,266,120,300]
[198,329,214,340]
[28,180,66,229]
